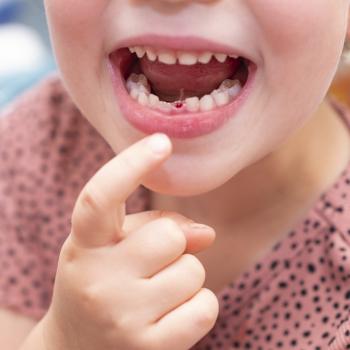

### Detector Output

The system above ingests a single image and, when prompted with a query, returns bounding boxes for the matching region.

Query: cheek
[45,0,108,58]
[45,0,105,27]
[248,0,345,53]
[248,0,347,104]
[241,0,348,149]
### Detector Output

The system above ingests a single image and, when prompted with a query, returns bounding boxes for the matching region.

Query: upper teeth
[128,46,239,65]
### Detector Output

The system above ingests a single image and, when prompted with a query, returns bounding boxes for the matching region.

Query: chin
[142,180,214,197]
[141,167,228,197]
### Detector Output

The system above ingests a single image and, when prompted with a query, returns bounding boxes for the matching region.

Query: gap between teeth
[126,73,242,113]
[128,46,239,65]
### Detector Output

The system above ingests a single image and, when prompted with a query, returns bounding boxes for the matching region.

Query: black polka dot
[2,75,350,350]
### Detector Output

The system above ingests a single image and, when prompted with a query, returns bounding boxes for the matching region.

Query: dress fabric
[1,74,350,349]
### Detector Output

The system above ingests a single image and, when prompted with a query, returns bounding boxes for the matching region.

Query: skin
[3,3,350,349]
[44,0,350,285]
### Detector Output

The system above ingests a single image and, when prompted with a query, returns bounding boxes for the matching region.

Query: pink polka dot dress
[1,74,350,349]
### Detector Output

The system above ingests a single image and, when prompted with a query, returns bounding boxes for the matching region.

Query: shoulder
[0,73,114,187]
[1,73,69,131]
[0,75,148,320]
[0,73,108,154]
[0,73,115,246]
[0,73,78,162]
[0,74,114,320]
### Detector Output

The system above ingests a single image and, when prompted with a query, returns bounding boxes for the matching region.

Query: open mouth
[108,38,257,138]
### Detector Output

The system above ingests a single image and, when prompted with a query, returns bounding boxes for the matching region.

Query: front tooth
[138,92,149,106]
[129,47,136,54]
[145,47,157,61]
[158,50,177,65]
[198,52,213,64]
[211,90,230,106]
[178,52,198,65]
[199,95,215,112]
[214,53,228,63]
[185,97,200,112]
[158,101,172,112]
[229,54,239,59]
[135,46,146,58]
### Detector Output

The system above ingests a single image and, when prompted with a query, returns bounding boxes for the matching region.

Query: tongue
[139,56,240,102]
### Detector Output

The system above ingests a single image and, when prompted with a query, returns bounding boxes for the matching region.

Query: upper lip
[110,34,256,63]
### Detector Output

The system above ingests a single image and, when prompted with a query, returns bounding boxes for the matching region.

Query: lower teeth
[125,73,242,113]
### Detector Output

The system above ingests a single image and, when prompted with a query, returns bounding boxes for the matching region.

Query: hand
[42,133,219,350]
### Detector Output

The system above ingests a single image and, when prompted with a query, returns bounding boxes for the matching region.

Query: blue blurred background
[0,0,56,110]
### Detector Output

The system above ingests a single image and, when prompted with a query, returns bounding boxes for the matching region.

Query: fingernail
[188,223,215,232]
[148,133,171,155]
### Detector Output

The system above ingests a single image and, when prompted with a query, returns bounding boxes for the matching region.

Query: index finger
[71,133,172,248]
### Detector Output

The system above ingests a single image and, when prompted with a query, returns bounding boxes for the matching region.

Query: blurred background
[0,0,56,110]
[333,50,350,108]
[0,0,349,111]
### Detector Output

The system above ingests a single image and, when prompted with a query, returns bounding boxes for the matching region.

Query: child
[1,1,350,349]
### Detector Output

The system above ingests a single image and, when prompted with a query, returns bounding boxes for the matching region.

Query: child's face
[45,1,349,196]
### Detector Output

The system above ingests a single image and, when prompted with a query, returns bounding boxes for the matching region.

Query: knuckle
[145,210,163,220]
[158,210,193,225]
[78,184,104,213]
[112,313,133,333]
[195,289,219,330]
[71,184,107,233]
[80,285,119,328]
[80,284,104,306]
[158,218,187,251]
[182,254,206,282]
[59,236,78,263]
[158,210,184,220]
[139,332,162,350]
[111,320,150,350]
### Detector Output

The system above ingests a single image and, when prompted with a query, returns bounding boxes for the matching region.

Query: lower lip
[108,50,257,139]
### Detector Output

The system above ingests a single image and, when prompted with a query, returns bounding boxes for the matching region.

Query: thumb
[123,210,216,254]
[181,222,216,254]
